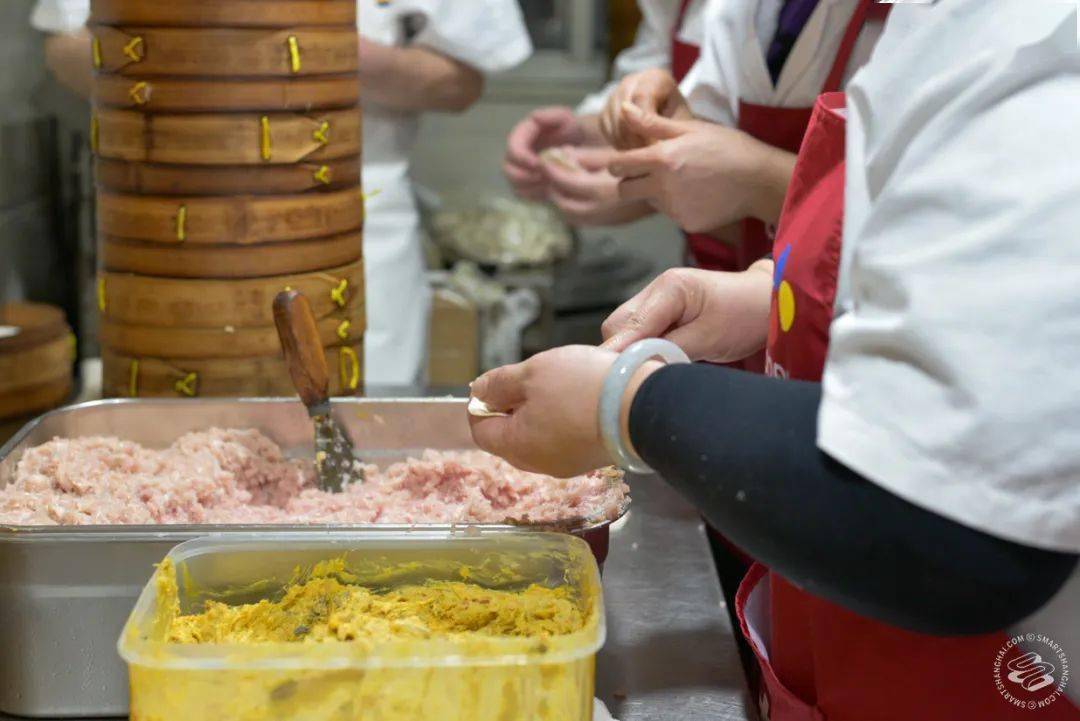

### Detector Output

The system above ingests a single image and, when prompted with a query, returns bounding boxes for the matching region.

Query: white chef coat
[680,0,884,127]
[30,0,533,387]
[358,0,530,385]
[819,1,1080,554]
[30,0,86,33]
[576,0,710,116]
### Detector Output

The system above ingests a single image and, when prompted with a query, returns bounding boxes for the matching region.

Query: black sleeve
[628,363,1078,636]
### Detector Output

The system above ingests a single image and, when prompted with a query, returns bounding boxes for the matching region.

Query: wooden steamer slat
[101,344,363,398]
[90,26,358,77]
[99,260,364,328]
[97,187,363,244]
[101,232,362,278]
[93,74,360,112]
[94,108,361,165]
[95,157,361,195]
[89,0,357,28]
[100,311,364,359]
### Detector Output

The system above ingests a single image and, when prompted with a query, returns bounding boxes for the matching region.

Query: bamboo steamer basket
[0,303,75,420]
[99,260,364,329]
[97,187,363,245]
[101,309,363,359]
[89,0,357,28]
[89,26,358,77]
[93,74,359,112]
[101,344,363,398]
[95,157,361,195]
[0,377,74,422]
[93,108,361,166]
[101,231,362,278]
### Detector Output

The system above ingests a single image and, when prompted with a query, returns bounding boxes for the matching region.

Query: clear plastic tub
[118,530,605,721]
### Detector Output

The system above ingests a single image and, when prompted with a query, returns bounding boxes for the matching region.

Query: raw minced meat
[0,428,628,527]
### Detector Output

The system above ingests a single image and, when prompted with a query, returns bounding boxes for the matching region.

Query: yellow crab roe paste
[165,560,586,645]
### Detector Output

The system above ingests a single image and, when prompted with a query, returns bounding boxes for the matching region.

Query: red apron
[741,92,1080,721]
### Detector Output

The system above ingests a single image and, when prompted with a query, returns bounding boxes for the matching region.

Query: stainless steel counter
[2,387,753,721]
[597,474,753,721]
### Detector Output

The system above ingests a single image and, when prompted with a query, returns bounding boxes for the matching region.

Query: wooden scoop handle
[273,289,329,409]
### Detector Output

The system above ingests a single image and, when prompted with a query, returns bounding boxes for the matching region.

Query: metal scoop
[273,289,359,492]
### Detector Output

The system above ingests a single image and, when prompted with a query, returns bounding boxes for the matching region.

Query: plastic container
[118,530,605,721]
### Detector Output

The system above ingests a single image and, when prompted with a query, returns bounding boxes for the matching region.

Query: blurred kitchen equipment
[274,289,360,491]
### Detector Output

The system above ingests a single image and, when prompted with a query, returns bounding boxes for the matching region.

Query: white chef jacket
[680,0,884,127]
[576,0,709,116]
[819,1,1080,555]
[358,0,530,385]
[30,0,532,387]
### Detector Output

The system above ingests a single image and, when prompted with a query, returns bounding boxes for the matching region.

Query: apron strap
[821,0,890,93]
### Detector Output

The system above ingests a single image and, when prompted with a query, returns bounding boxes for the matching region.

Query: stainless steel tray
[0,398,624,718]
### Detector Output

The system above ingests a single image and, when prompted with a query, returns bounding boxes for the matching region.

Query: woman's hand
[504,107,589,201]
[608,107,796,230]
[600,69,694,150]
[468,346,623,477]
[601,263,774,363]
[540,146,654,226]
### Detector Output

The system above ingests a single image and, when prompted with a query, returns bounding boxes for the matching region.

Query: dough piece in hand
[468,396,511,418]
[540,147,582,171]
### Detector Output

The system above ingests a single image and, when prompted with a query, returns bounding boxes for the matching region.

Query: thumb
[469,362,528,412]
[531,107,573,129]
[621,102,687,143]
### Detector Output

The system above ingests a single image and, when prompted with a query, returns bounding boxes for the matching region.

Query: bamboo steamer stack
[0,303,75,422]
[88,0,365,398]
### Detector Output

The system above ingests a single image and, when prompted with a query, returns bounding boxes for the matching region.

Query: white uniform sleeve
[408,0,532,75]
[576,0,681,116]
[30,0,89,33]
[679,0,737,127]
[819,4,1080,553]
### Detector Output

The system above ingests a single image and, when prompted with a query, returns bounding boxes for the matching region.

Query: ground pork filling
[0,429,628,526]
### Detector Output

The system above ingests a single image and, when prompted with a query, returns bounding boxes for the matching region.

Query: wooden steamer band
[0,303,75,420]
[101,311,364,359]
[99,260,364,328]
[90,26,358,77]
[97,187,363,244]
[95,157,361,195]
[93,109,361,166]
[101,344,363,398]
[89,0,357,28]
[93,74,360,112]
[101,231,362,278]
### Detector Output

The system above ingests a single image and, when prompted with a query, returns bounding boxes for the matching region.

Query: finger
[550,191,605,225]
[600,283,685,352]
[600,290,650,344]
[607,146,663,178]
[505,120,542,170]
[531,106,573,129]
[542,162,604,201]
[661,323,715,362]
[616,175,661,203]
[503,159,544,187]
[565,146,618,171]
[620,102,687,143]
[470,362,528,412]
[468,416,531,469]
